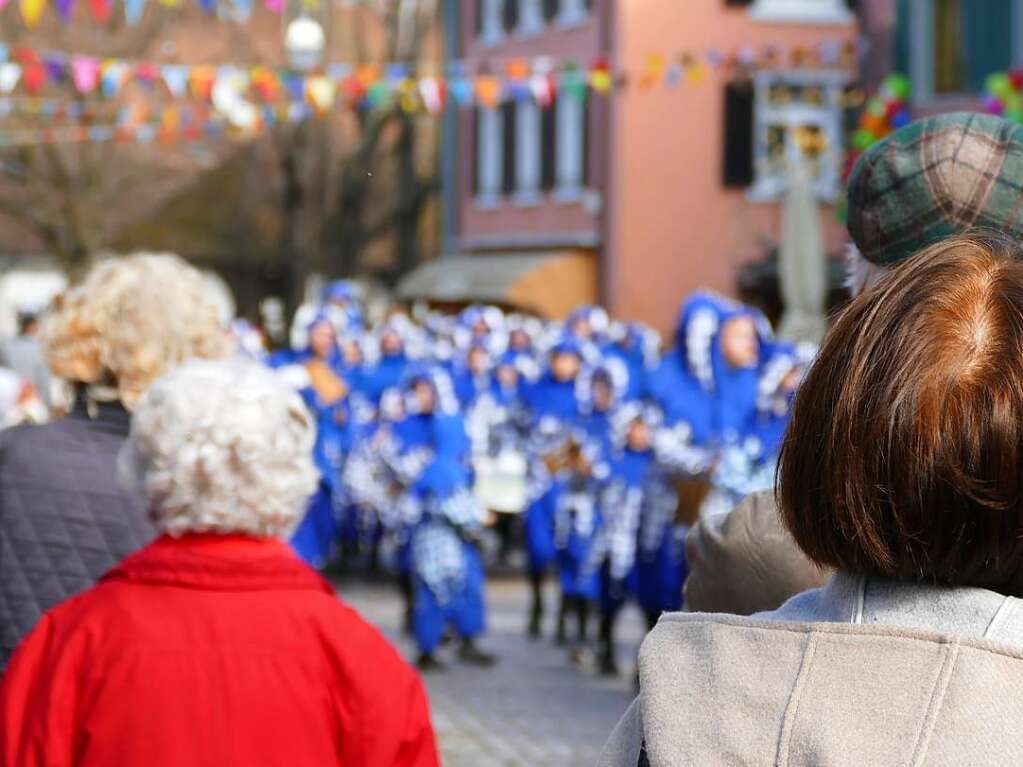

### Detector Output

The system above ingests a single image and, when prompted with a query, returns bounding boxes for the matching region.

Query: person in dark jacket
[0,358,439,767]
[0,253,230,668]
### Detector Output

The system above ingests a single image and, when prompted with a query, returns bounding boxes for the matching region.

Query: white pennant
[0,63,22,94]
[162,65,189,98]
[419,77,443,114]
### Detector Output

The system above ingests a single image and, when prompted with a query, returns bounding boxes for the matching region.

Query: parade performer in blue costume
[289,316,354,569]
[382,366,470,633]
[699,295,780,518]
[606,321,660,401]
[590,402,684,675]
[552,436,608,651]
[323,279,365,329]
[521,335,587,638]
[404,455,496,671]
[754,340,815,459]
[341,388,404,571]
[450,340,493,410]
[362,321,411,406]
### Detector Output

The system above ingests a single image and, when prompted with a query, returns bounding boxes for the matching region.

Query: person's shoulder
[305,594,417,676]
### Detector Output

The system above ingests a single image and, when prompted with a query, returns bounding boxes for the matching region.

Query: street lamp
[285,16,326,72]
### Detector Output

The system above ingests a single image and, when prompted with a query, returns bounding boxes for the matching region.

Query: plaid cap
[847,112,1023,266]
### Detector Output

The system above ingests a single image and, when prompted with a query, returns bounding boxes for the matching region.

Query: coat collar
[102,534,334,594]
[766,571,1023,648]
[69,390,132,437]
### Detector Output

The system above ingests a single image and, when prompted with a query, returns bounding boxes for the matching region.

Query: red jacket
[0,534,439,767]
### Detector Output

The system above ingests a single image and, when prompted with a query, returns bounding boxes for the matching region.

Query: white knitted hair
[119,358,319,538]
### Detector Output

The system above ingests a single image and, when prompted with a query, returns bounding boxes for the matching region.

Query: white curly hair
[119,358,319,538]
[41,253,232,409]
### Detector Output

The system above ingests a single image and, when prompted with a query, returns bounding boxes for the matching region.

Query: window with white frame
[476,107,503,205]
[748,71,847,202]
[896,0,1023,102]
[555,93,585,200]
[479,0,505,44]
[515,99,542,203]
[557,0,587,27]
[748,0,852,25]
[518,0,543,35]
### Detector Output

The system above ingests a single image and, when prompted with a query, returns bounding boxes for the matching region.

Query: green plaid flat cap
[847,112,1023,266]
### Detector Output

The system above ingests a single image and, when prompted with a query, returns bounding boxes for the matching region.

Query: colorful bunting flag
[162,65,189,97]
[71,56,100,93]
[55,0,76,21]
[475,76,502,109]
[124,0,145,24]
[19,0,45,27]
[88,0,112,22]
[449,77,474,107]
[100,60,128,97]
[21,64,45,95]
[419,76,445,114]
[0,64,22,95]
[189,66,216,100]
[305,75,335,116]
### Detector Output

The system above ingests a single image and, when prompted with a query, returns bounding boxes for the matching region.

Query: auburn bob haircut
[780,232,1023,590]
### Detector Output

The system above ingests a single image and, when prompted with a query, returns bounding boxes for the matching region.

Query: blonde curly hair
[119,358,319,538]
[41,253,231,409]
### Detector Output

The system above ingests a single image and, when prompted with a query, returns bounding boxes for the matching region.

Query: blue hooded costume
[362,324,411,406]
[289,316,357,569]
[323,280,365,329]
[521,336,587,575]
[394,377,486,655]
[590,403,686,617]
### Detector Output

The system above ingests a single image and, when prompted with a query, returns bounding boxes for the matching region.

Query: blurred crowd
[240,283,812,670]
[11,112,1023,767]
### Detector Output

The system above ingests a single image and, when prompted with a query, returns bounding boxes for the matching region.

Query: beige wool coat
[599,573,1023,766]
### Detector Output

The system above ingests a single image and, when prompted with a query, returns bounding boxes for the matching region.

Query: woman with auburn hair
[600,233,1023,767]
[0,253,231,669]
[0,359,439,767]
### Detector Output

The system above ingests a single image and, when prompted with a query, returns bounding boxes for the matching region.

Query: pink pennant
[265,0,283,12]
[71,56,99,94]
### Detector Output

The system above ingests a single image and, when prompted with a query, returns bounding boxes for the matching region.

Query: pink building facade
[457,1,610,256]
[446,0,858,334]
[607,0,857,334]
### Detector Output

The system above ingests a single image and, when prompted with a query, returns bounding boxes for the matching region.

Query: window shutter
[724,0,754,6]
[543,0,558,22]
[541,94,557,190]
[502,100,517,196]
[722,79,755,188]
[964,0,1013,93]
[476,0,483,35]
[504,0,519,32]
[471,107,480,197]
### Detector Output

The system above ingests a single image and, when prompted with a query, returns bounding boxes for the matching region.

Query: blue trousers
[636,527,688,615]
[413,541,486,654]
[524,490,557,575]
[558,532,600,601]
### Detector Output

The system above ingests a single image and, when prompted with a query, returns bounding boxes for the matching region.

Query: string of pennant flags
[0,38,858,102]
[0,38,859,146]
[5,0,326,28]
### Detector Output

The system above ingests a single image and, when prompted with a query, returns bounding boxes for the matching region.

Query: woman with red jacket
[0,358,439,767]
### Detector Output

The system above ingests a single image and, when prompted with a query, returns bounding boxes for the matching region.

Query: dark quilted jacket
[0,399,153,668]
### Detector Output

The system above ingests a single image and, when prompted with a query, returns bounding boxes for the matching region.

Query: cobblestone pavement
[335,575,648,767]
